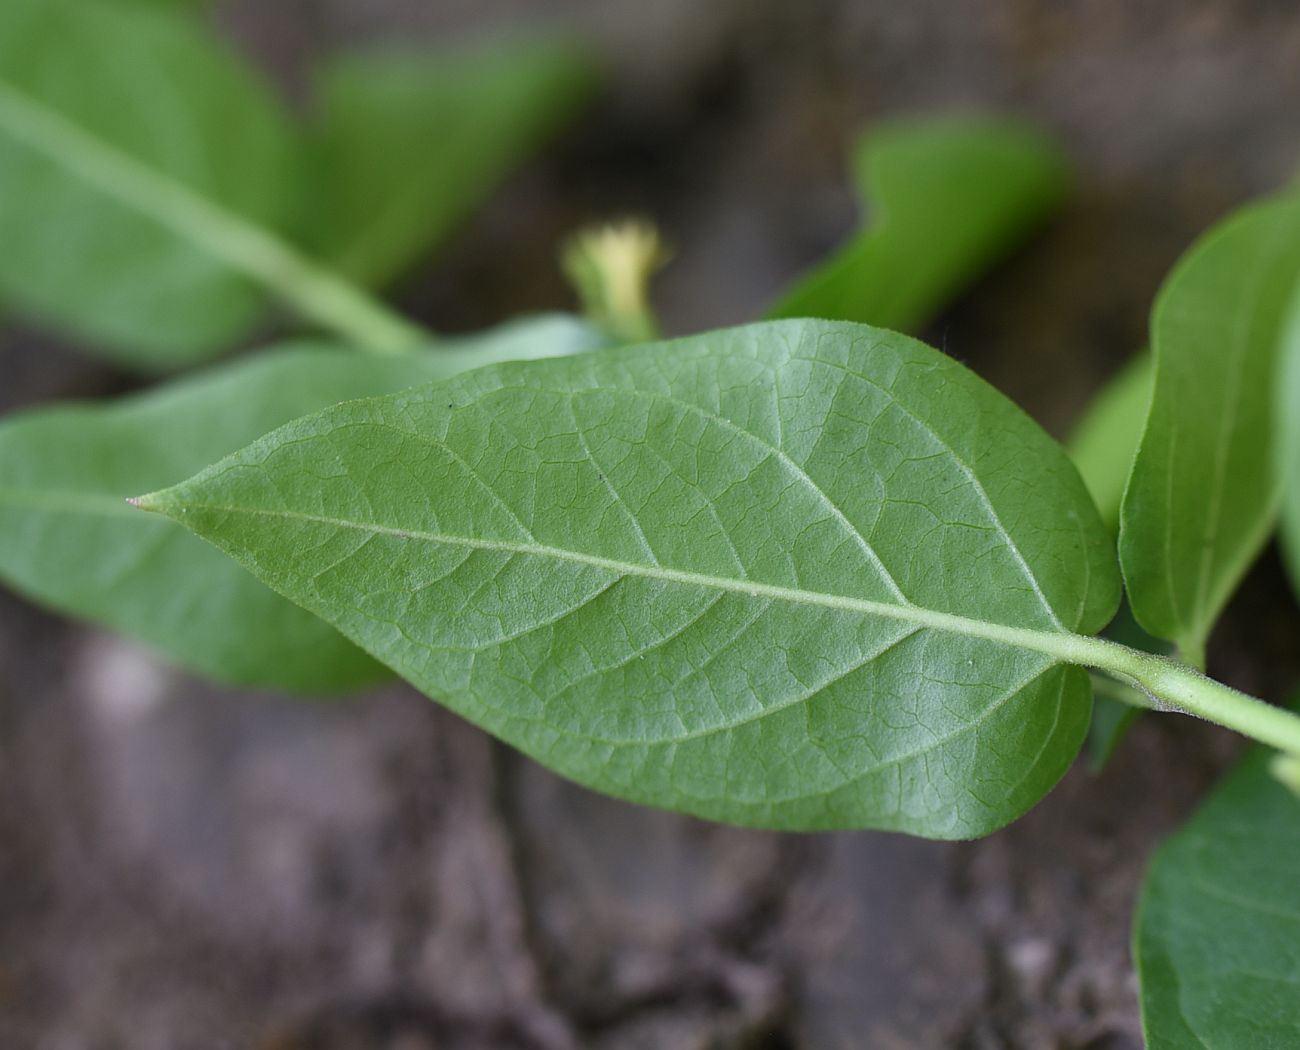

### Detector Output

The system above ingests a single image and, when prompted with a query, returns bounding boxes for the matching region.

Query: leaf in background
[0,315,602,691]
[141,319,1119,836]
[308,35,598,288]
[1280,309,1300,600]
[1067,352,1153,533]
[1119,196,1300,666]
[1135,704,1300,1049]
[1067,355,1156,770]
[1085,693,1139,771]
[767,117,1067,331]
[0,0,295,367]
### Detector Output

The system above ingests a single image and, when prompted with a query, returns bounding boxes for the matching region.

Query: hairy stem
[1065,634,1300,758]
[0,79,428,355]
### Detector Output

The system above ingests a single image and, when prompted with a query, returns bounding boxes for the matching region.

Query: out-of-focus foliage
[768,117,1066,331]
[0,316,602,690]
[309,36,599,288]
[0,0,294,366]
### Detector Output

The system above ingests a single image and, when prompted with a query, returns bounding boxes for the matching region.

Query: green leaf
[1280,312,1300,600]
[1135,704,1300,1049]
[0,315,602,691]
[1069,356,1158,769]
[1119,196,1300,665]
[767,117,1067,330]
[308,35,598,288]
[1085,693,1139,770]
[141,319,1119,836]
[1067,352,1153,533]
[0,0,295,367]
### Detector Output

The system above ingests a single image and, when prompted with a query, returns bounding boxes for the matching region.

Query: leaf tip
[127,493,163,514]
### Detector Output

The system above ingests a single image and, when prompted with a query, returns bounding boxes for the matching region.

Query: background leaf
[0,316,602,691]
[1067,352,1153,533]
[1119,196,1300,665]
[1280,308,1300,601]
[1135,703,1300,1049]
[767,117,1067,330]
[308,35,599,288]
[0,0,295,367]
[143,319,1119,836]
[1066,354,1156,769]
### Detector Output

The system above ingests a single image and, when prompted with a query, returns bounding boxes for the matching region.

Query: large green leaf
[0,0,295,367]
[1119,196,1300,665]
[1135,707,1300,1049]
[308,36,598,288]
[0,316,601,691]
[767,117,1066,330]
[141,319,1119,836]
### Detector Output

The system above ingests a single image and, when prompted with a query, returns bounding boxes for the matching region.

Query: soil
[3,1,1300,1047]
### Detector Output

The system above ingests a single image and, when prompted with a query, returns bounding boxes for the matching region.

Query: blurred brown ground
[3,1,1300,1047]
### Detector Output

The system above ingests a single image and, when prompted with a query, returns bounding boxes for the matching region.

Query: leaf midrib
[150,499,1089,665]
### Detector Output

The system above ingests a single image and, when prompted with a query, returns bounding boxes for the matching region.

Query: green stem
[0,79,428,355]
[1064,634,1300,757]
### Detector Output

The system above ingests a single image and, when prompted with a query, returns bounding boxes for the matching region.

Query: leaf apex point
[127,493,161,513]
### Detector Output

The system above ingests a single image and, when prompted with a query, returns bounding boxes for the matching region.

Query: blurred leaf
[141,319,1119,837]
[767,116,1067,330]
[1067,352,1153,533]
[1086,694,1140,770]
[308,35,599,288]
[1119,196,1300,665]
[0,0,296,367]
[0,315,602,691]
[1069,355,1158,770]
[1280,303,1300,601]
[1135,699,1300,1048]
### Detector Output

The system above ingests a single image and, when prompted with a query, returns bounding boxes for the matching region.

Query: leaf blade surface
[145,319,1119,835]
[1119,196,1300,660]
[1135,712,1300,1049]
[0,316,601,691]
